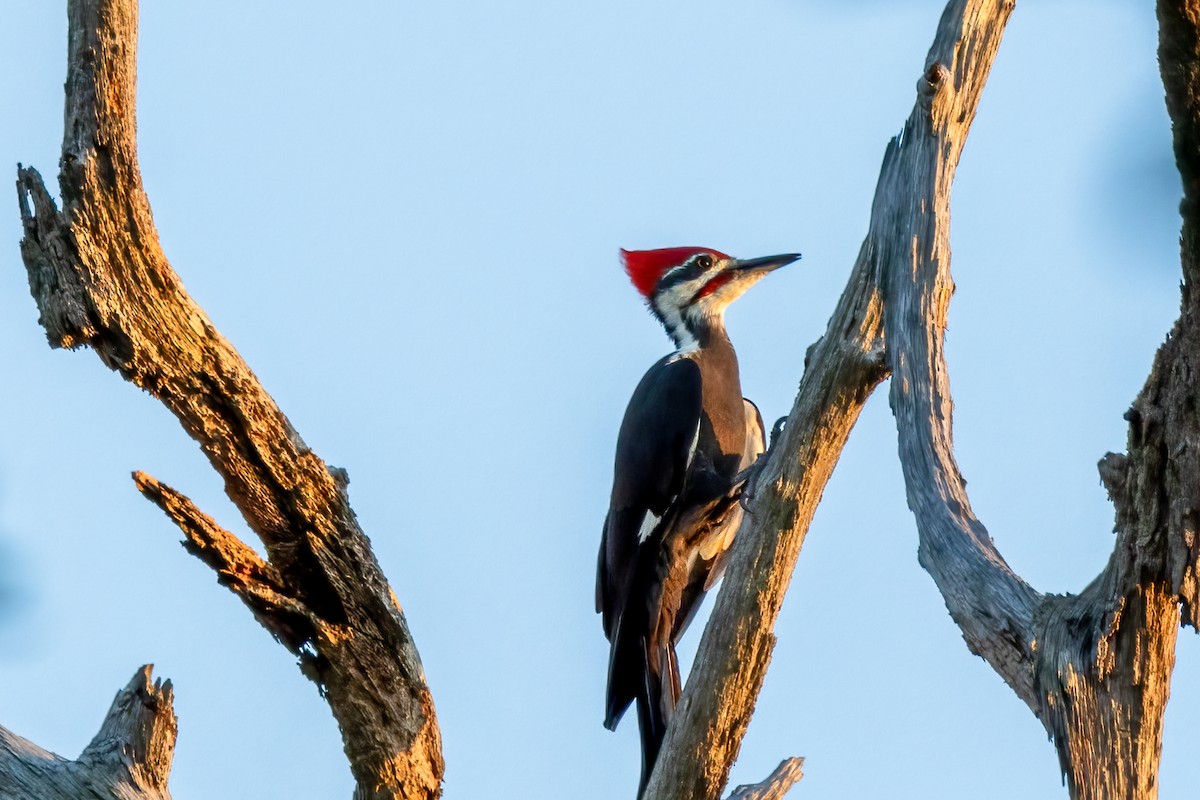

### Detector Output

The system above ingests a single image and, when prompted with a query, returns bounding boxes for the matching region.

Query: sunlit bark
[9,1,1200,799]
[646,2,1012,797]
[14,2,441,797]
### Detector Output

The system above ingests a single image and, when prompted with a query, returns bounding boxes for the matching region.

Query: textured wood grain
[879,1,1039,707]
[883,0,1200,797]
[725,758,804,800]
[11,1,1200,799]
[14,2,442,798]
[0,667,175,800]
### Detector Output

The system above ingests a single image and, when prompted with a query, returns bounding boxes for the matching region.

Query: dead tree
[5,0,1199,799]
[10,1,440,797]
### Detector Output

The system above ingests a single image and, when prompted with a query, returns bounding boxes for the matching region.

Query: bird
[597,245,799,795]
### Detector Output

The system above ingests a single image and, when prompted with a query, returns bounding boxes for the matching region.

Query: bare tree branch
[133,472,322,655]
[880,0,1200,797]
[0,667,175,800]
[12,1,1196,798]
[645,2,1014,798]
[14,2,442,797]
[1156,0,1200,618]
[879,3,1038,706]
[725,758,804,800]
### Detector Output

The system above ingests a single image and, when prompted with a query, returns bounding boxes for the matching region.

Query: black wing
[596,355,702,639]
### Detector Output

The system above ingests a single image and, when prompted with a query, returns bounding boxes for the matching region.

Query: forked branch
[14,1,1197,799]
[14,1,442,798]
[880,0,1200,798]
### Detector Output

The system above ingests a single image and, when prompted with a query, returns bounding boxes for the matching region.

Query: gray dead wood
[880,0,1200,797]
[649,0,1200,794]
[0,667,175,800]
[725,758,804,800]
[10,0,1200,798]
[13,1,443,798]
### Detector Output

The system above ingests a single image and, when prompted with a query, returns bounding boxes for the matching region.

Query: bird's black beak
[730,253,802,274]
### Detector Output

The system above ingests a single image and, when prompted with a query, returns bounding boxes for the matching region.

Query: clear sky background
[0,1,1193,798]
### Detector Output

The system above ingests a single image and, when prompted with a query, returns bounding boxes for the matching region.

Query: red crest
[621,247,729,298]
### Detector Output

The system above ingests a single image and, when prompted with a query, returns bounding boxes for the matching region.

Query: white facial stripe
[653,256,756,353]
[653,289,701,353]
[660,278,708,304]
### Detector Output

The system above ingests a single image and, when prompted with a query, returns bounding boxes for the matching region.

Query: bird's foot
[736,416,788,511]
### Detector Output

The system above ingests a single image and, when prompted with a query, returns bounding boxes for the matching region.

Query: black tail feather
[634,638,683,798]
[635,664,666,797]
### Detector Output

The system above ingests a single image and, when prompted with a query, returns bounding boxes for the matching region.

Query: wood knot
[917,62,953,127]
[920,62,951,96]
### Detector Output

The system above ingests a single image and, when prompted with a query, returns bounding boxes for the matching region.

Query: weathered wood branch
[134,472,322,656]
[643,2,1013,798]
[1156,0,1200,620]
[0,667,175,800]
[14,1,442,798]
[879,1,1038,705]
[882,1,1200,798]
[725,758,804,800]
[12,0,1192,798]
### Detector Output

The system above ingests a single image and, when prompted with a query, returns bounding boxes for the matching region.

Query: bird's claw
[736,416,788,512]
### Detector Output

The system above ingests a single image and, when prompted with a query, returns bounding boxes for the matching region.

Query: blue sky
[0,2,1193,798]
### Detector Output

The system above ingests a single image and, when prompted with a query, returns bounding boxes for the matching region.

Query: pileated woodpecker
[597,246,799,794]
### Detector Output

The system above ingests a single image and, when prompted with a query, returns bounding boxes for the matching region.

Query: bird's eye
[695,255,714,270]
